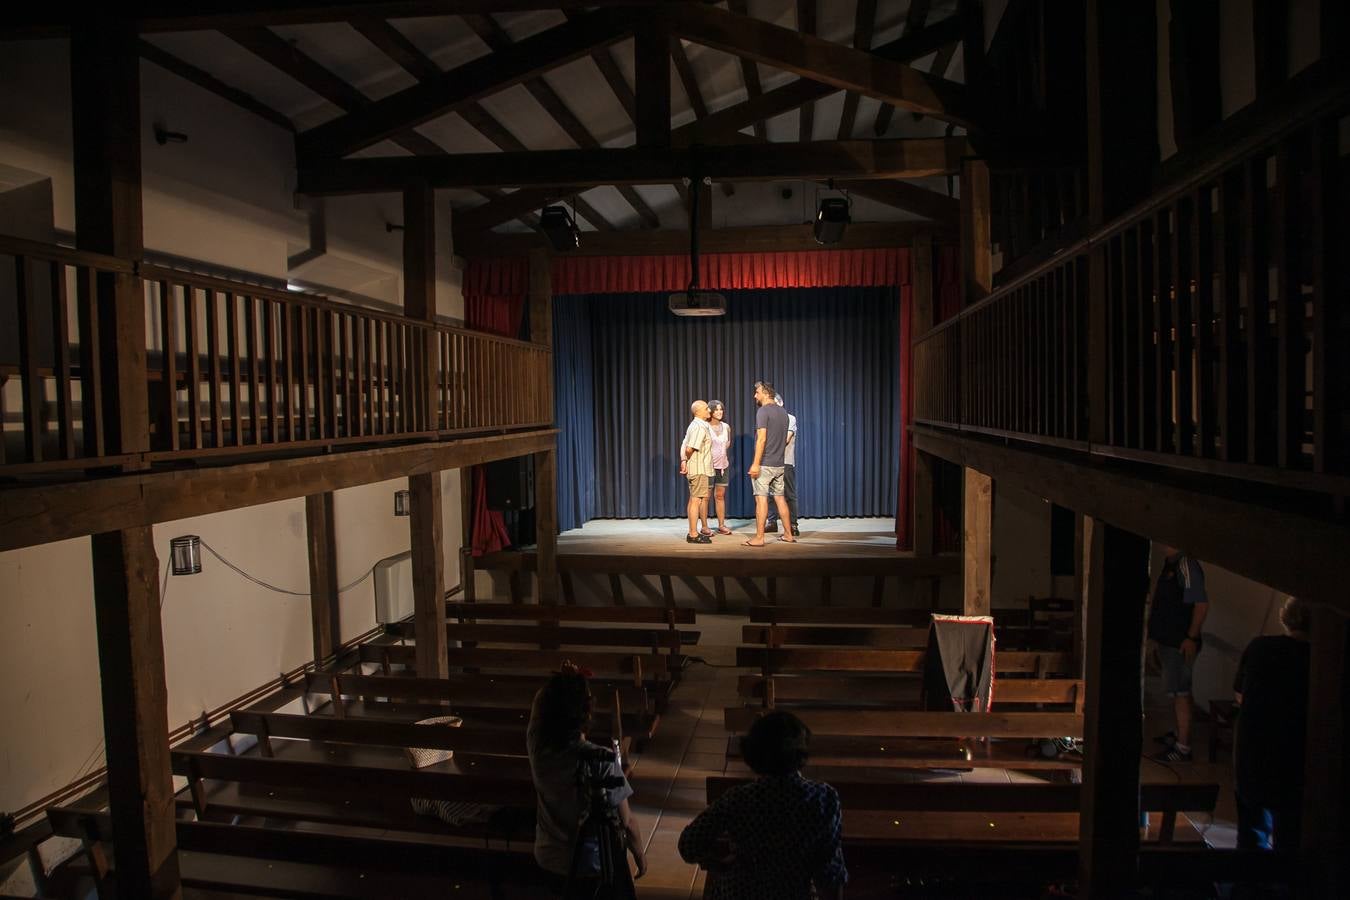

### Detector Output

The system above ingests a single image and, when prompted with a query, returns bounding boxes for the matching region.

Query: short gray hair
[1279,596,1312,635]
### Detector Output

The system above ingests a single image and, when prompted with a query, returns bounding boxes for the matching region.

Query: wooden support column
[403,181,448,676]
[1072,512,1088,677]
[959,158,991,309]
[71,19,149,460]
[75,20,179,899]
[528,248,559,604]
[305,492,340,664]
[460,472,476,603]
[1302,604,1350,896]
[910,233,935,557]
[91,528,180,899]
[1077,517,1150,897]
[634,22,671,149]
[962,468,992,615]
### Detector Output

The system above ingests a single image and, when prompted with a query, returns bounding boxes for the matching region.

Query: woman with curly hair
[527,662,646,894]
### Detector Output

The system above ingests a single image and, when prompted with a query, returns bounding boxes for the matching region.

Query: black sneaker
[686,534,711,544]
[792,525,801,537]
[1154,745,1192,763]
[1153,730,1178,748]
[765,522,778,533]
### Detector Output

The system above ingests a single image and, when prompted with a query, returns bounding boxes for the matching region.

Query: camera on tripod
[575,740,626,790]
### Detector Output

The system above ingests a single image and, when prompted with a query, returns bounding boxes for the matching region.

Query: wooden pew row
[445,601,695,625]
[301,670,658,734]
[707,777,1216,845]
[385,620,699,652]
[737,674,1084,712]
[171,738,540,840]
[723,707,1084,771]
[742,624,1065,652]
[46,807,551,899]
[359,642,672,685]
[737,646,1073,676]
[748,604,1071,628]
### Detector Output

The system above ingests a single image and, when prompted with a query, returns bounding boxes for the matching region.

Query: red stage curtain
[463,257,529,556]
[551,248,909,294]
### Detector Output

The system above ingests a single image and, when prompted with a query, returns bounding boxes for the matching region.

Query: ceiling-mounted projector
[669,290,727,316]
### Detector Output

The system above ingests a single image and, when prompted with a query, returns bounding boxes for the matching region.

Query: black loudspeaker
[486,457,534,511]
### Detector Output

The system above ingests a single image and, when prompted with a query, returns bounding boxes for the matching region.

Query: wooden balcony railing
[915,71,1350,493]
[0,239,551,475]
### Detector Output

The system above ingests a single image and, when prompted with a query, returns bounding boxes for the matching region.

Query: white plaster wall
[0,35,469,821]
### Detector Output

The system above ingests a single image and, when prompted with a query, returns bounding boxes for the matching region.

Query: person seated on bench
[527,661,646,894]
[1233,595,1311,851]
[679,710,846,900]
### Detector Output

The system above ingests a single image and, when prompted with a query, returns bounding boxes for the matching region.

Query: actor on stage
[708,400,733,535]
[765,394,799,537]
[745,381,796,547]
[682,401,714,544]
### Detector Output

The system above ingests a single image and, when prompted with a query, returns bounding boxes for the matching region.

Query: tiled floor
[618,614,1241,897]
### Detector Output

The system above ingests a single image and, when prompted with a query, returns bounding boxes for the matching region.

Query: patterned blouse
[678,772,847,900]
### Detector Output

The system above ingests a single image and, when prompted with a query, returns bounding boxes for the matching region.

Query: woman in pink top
[708,401,733,535]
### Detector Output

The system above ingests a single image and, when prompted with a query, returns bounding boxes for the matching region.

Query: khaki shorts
[752,466,786,497]
[687,473,710,499]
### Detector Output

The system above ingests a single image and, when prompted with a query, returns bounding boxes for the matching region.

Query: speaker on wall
[486,457,535,511]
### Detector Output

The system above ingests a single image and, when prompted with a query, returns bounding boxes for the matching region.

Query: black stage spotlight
[813,196,851,245]
[539,205,580,251]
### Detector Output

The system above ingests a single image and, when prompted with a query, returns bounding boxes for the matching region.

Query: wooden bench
[171,736,540,840]
[736,646,1074,677]
[359,642,672,686]
[46,806,553,898]
[737,674,1084,712]
[300,671,660,739]
[723,707,1084,771]
[747,606,1070,651]
[706,777,1215,845]
[445,601,695,625]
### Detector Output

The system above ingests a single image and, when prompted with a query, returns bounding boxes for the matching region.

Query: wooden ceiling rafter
[796,0,816,142]
[138,39,294,132]
[299,137,968,194]
[460,13,655,230]
[659,3,972,129]
[560,9,637,123]
[452,15,969,235]
[295,7,636,161]
[875,0,932,135]
[835,0,878,140]
[725,0,767,141]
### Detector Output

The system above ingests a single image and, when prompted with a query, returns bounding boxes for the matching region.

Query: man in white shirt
[681,401,714,544]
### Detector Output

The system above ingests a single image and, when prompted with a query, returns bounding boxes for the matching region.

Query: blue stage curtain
[553,287,900,525]
[553,294,597,532]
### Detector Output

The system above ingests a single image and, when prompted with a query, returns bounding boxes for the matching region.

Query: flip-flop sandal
[717,527,734,535]
[742,540,764,547]
[700,529,714,537]
[777,536,797,543]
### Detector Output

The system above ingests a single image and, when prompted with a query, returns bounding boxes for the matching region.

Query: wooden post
[305,492,340,664]
[1077,517,1150,897]
[959,158,991,309]
[71,19,149,461]
[460,473,476,603]
[403,181,448,676]
[535,447,559,604]
[911,232,935,557]
[962,468,992,615]
[634,22,671,149]
[1302,604,1349,896]
[91,528,180,899]
[75,20,179,898]
[1072,512,1088,678]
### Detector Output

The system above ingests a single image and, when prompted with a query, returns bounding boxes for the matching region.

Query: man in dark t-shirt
[1232,596,1311,851]
[744,381,796,547]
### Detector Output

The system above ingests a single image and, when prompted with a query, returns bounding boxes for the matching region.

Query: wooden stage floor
[479,517,960,580]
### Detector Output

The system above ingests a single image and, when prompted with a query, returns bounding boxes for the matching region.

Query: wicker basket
[405,715,463,769]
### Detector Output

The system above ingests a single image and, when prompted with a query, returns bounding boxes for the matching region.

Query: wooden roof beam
[836,0,877,140]
[725,0,767,141]
[461,13,653,229]
[874,0,931,135]
[296,8,636,161]
[834,179,958,226]
[661,3,972,129]
[138,39,293,132]
[797,0,816,142]
[299,138,968,195]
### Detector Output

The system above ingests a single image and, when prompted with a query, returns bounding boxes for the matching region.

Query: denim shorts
[1157,644,1193,696]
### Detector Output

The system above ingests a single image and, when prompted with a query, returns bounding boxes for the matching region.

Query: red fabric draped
[463,258,530,556]
[549,248,908,294]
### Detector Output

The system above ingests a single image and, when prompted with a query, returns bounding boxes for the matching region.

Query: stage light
[540,205,580,251]
[170,535,202,576]
[813,197,851,245]
[394,490,411,517]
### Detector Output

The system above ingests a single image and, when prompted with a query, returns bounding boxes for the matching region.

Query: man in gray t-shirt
[766,394,799,536]
[744,381,796,547]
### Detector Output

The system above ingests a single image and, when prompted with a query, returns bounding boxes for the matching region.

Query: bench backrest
[736,674,1083,712]
[360,643,670,683]
[303,671,651,717]
[737,646,1073,676]
[723,706,1084,739]
[384,620,695,651]
[445,602,695,625]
